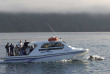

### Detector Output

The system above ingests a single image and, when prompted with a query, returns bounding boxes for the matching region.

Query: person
[9,43,14,56]
[21,46,27,55]
[30,46,33,53]
[24,40,29,48]
[5,43,10,56]
[19,49,23,56]
[18,40,23,48]
[14,45,19,56]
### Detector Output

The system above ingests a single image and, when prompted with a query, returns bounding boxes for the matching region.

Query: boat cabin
[28,41,65,56]
[24,37,65,56]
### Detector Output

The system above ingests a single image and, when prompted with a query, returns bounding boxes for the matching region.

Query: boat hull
[2,49,88,63]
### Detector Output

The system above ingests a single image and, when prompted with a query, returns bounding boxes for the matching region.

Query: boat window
[34,44,37,48]
[41,42,64,48]
[27,43,37,54]
[28,43,37,49]
[54,42,64,47]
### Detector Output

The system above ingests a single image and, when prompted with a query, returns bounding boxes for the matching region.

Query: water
[0,32,110,74]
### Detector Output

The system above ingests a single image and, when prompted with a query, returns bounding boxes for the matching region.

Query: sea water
[0,32,109,74]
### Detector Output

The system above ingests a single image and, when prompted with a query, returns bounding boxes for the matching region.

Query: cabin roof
[30,41,62,44]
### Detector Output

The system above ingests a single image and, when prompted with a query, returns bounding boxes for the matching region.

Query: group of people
[5,40,31,56]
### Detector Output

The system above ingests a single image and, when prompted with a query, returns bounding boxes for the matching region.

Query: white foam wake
[0,60,4,63]
[87,55,105,60]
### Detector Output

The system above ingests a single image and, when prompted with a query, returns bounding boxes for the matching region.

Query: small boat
[1,37,89,63]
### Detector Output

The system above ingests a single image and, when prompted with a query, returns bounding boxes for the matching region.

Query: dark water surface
[0,32,109,74]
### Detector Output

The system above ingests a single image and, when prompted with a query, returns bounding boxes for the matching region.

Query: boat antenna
[47,23,62,41]
[47,23,59,37]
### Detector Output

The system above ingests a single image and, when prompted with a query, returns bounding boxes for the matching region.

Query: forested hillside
[0,13,110,32]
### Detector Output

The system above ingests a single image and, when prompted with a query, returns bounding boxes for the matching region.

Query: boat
[1,37,89,63]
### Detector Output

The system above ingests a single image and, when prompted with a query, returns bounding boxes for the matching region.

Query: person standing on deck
[24,40,29,48]
[10,43,14,56]
[23,40,30,55]
[18,40,23,48]
[14,45,19,56]
[5,43,10,56]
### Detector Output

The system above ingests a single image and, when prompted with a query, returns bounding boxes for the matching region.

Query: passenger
[23,40,29,48]
[30,46,33,53]
[23,49,27,55]
[21,46,27,55]
[18,40,23,48]
[5,43,10,56]
[19,49,23,56]
[14,45,19,56]
[9,43,14,56]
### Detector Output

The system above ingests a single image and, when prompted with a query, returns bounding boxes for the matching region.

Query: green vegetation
[0,13,110,32]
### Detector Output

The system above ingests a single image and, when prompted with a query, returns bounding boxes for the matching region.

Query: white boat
[1,37,89,63]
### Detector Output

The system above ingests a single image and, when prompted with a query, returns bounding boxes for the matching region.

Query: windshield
[41,42,64,48]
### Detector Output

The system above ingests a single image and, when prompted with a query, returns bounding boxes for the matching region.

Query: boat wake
[87,55,105,61]
[60,59,73,62]
[0,59,4,63]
